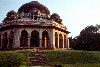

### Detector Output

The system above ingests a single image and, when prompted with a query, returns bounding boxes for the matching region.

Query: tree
[72,25,100,51]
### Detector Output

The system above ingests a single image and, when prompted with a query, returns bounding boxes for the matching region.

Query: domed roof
[3,10,17,22]
[6,10,17,17]
[18,1,50,14]
[50,13,60,19]
[50,13,62,24]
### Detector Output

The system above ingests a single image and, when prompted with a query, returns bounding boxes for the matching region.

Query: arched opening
[55,32,58,48]
[30,30,39,47]
[20,30,28,47]
[34,16,37,20]
[0,34,1,47]
[59,33,63,48]
[42,31,49,47]
[8,31,14,49]
[2,32,8,49]
[64,35,67,48]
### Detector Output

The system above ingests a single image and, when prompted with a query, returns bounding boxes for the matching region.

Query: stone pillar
[7,35,9,49]
[40,38,42,47]
[14,30,20,48]
[49,30,53,48]
[28,33,30,47]
[13,33,15,48]
[67,38,70,49]
[58,33,59,48]
[62,34,64,48]
[66,35,68,48]
[28,37,30,47]
[52,32,55,48]
[64,35,67,48]
[44,37,47,47]
[39,30,42,47]
[14,36,20,48]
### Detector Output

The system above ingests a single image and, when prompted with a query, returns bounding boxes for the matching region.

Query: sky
[1,0,100,37]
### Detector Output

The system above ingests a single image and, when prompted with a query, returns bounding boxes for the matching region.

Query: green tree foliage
[71,25,100,51]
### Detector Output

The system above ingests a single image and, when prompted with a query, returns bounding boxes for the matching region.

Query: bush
[0,51,25,67]
[45,50,100,65]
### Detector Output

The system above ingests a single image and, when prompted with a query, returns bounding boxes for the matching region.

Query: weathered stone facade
[0,1,70,50]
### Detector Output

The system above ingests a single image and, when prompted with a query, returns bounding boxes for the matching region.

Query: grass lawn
[19,64,100,67]
[64,64,100,67]
[0,50,100,67]
[19,65,26,67]
[16,50,100,67]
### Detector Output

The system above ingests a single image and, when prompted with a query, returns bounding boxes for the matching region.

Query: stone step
[28,51,47,66]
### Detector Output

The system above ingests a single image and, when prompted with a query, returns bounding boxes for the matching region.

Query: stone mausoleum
[0,1,70,50]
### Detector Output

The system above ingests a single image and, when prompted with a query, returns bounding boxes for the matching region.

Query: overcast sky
[1,0,100,37]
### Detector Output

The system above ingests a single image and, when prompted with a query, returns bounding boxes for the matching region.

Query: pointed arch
[2,32,8,49]
[30,30,39,47]
[59,33,63,48]
[55,32,58,48]
[64,35,67,48]
[8,31,14,49]
[42,31,49,47]
[20,30,28,47]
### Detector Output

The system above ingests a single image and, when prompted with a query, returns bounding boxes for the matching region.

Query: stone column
[7,35,9,49]
[13,33,15,48]
[64,35,67,48]
[14,30,20,48]
[67,38,70,49]
[39,30,42,47]
[63,35,64,48]
[49,30,53,48]
[40,38,42,47]
[28,33,31,47]
[28,37,30,47]
[51,32,55,48]
[14,35,20,48]
[58,33,59,48]
[53,32,55,48]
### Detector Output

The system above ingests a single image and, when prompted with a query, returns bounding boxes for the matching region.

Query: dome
[6,10,17,17]
[50,13,62,24]
[3,10,17,22]
[18,1,50,14]
[50,13,60,19]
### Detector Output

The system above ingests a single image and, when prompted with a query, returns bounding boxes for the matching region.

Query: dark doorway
[2,32,8,50]
[55,32,58,48]
[64,35,67,48]
[20,30,28,47]
[8,31,14,49]
[42,31,49,47]
[59,33,63,48]
[30,30,39,47]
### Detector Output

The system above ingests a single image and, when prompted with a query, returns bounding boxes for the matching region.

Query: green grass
[44,50,100,65]
[0,50,100,67]
[64,64,100,67]
[19,65,26,67]
[18,50,100,67]
[19,64,100,67]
